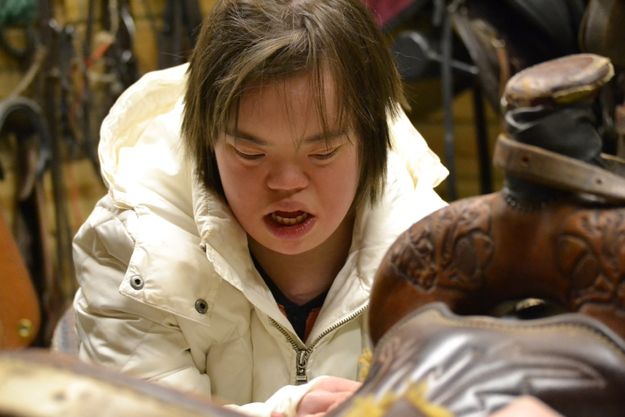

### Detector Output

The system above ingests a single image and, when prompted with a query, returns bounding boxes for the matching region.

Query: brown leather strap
[0,210,40,348]
[493,133,625,202]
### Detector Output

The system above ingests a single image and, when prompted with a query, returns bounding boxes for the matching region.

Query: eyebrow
[225,129,348,146]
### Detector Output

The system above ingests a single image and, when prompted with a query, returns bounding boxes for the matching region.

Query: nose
[266,161,309,192]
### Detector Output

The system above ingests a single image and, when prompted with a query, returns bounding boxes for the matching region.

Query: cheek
[215,148,259,207]
[320,155,360,209]
[342,149,361,194]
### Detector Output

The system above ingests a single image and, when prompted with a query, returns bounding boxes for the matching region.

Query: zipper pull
[295,349,310,384]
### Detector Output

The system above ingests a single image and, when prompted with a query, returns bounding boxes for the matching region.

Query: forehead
[232,70,348,137]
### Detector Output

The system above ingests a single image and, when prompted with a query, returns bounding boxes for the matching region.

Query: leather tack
[195,299,208,314]
[0,208,40,348]
[129,275,144,290]
[493,133,625,202]
[360,303,625,417]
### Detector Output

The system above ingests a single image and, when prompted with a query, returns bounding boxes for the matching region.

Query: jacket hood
[98,64,192,215]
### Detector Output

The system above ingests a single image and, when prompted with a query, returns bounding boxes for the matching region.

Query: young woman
[72,1,447,416]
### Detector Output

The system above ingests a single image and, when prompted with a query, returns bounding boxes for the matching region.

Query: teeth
[271,212,309,225]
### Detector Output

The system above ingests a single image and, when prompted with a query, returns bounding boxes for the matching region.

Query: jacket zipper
[270,305,368,384]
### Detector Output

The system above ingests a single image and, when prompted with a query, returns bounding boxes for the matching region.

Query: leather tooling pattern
[389,197,494,293]
[557,209,625,312]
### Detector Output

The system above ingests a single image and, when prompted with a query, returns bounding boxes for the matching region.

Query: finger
[297,390,355,417]
[297,391,338,416]
[490,397,563,417]
[311,377,361,393]
[324,391,353,412]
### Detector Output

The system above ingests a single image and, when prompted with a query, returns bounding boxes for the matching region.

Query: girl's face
[214,72,360,256]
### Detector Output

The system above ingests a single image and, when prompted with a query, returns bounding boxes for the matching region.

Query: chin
[266,242,313,256]
[260,235,325,256]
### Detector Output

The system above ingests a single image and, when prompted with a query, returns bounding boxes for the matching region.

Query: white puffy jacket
[72,64,447,417]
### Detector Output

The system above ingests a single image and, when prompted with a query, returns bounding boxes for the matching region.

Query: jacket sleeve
[72,196,213,396]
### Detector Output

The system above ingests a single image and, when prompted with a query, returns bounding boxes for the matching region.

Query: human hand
[490,396,563,417]
[271,377,361,417]
[295,377,361,417]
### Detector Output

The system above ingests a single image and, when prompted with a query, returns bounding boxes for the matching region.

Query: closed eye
[310,146,340,160]
[234,148,265,160]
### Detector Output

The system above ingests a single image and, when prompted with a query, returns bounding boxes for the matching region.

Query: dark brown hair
[182,0,406,207]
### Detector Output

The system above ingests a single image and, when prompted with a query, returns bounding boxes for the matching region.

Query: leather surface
[335,303,625,417]
[0,350,239,417]
[370,192,625,345]
[503,54,613,108]
[0,211,40,348]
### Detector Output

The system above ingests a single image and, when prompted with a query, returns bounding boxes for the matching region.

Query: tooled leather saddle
[340,53,625,417]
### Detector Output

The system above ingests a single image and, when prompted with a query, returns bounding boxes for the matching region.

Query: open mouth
[264,210,316,239]
[270,211,310,226]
